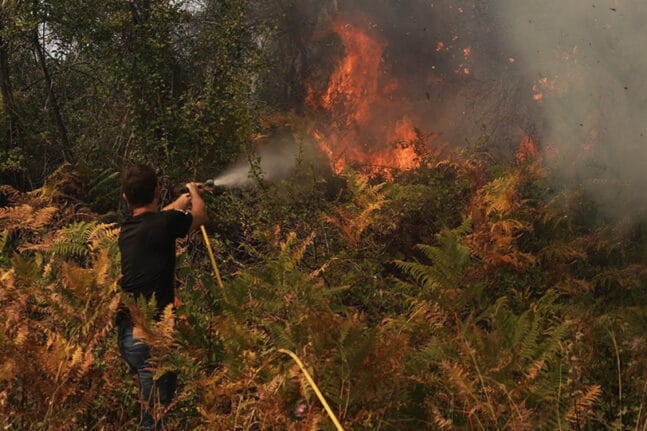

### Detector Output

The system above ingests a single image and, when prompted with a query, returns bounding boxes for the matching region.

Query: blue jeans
[118,326,177,430]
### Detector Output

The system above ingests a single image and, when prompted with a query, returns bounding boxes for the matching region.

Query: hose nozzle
[178,179,225,195]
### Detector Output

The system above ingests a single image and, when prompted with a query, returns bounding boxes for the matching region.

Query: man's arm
[162,193,191,212]
[185,182,208,232]
[162,182,208,232]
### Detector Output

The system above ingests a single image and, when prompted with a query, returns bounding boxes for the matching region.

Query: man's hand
[162,181,208,230]
[185,182,208,231]
[162,182,204,212]
[173,193,192,210]
[184,182,205,195]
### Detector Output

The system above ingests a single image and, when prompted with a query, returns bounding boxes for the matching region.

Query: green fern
[86,169,119,197]
[50,221,119,265]
[393,214,575,429]
[50,221,95,260]
[518,313,540,363]
[394,218,472,301]
[268,322,297,351]
[492,290,566,367]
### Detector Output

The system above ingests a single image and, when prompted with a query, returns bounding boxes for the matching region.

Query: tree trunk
[0,5,19,144]
[32,27,72,162]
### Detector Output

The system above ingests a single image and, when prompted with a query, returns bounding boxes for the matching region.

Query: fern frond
[593,264,646,291]
[50,221,119,263]
[0,229,8,254]
[538,242,586,264]
[441,360,479,405]
[321,172,387,249]
[431,405,454,430]
[290,231,315,263]
[482,172,520,218]
[407,298,447,329]
[565,385,601,424]
[152,304,177,346]
[0,204,57,232]
[541,321,568,364]
[394,260,442,291]
[395,221,472,297]
[33,207,58,229]
[519,316,540,363]
[269,322,297,351]
[411,337,446,366]
[87,222,119,249]
[60,260,96,301]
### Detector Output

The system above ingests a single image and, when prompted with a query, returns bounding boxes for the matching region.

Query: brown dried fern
[565,384,602,425]
[0,204,57,232]
[321,174,387,250]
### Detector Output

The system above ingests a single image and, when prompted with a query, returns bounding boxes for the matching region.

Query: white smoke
[495,0,647,219]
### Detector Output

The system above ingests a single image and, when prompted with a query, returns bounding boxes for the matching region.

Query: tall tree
[0,0,28,184]
[0,1,16,132]
[0,0,281,189]
[31,14,71,162]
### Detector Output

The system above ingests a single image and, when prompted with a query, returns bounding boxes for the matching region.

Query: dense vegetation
[2,145,647,430]
[1,1,647,430]
[0,0,279,188]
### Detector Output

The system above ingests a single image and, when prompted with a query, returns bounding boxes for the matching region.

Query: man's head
[120,164,159,208]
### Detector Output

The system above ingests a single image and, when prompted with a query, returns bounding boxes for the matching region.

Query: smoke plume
[291,0,646,220]
[495,0,647,220]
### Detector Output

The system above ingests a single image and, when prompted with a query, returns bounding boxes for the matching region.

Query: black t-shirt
[117,209,192,327]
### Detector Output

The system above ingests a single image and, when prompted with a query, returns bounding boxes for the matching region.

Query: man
[116,164,207,430]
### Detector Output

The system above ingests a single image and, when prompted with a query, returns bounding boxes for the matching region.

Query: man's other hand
[174,193,192,210]
[185,182,205,195]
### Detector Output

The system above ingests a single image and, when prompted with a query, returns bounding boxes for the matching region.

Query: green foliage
[8,0,643,428]
[394,222,593,429]
[1,83,647,429]
[50,221,120,266]
[0,146,26,174]
[395,219,472,299]
[0,0,276,188]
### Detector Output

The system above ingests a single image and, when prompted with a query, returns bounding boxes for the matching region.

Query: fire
[306,15,423,179]
[318,18,384,127]
[532,73,569,102]
[516,135,542,166]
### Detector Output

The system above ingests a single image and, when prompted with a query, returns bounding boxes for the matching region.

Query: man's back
[119,210,192,315]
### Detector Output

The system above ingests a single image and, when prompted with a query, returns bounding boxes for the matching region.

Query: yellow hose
[200,225,224,289]
[200,229,342,430]
[278,348,345,431]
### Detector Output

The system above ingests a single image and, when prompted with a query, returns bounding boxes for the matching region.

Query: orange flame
[516,135,542,166]
[307,15,423,179]
[318,19,384,127]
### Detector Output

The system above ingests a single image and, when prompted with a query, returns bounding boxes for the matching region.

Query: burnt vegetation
[1,1,647,430]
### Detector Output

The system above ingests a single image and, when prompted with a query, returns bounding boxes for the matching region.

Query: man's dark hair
[121,164,158,208]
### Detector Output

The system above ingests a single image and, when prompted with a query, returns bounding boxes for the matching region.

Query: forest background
[1,0,647,430]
